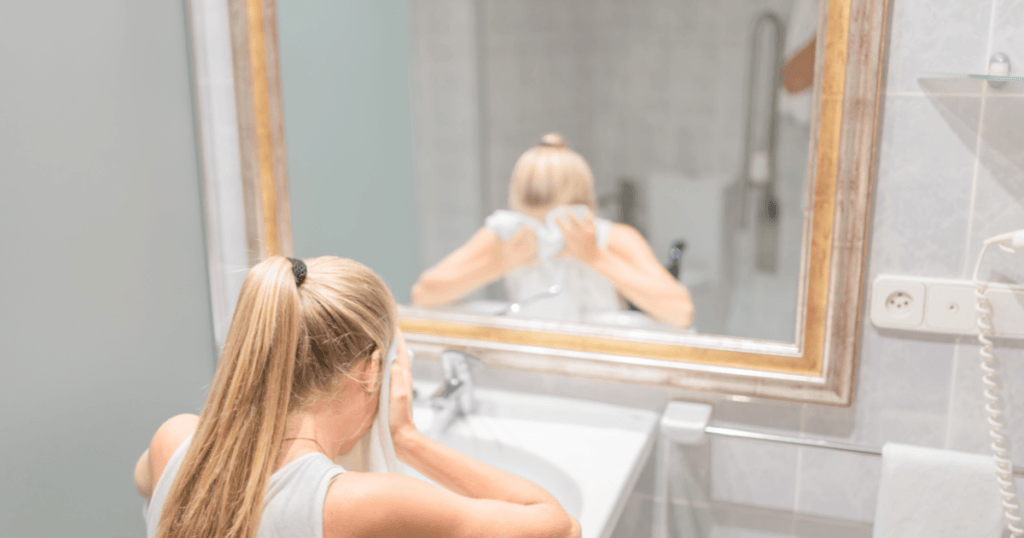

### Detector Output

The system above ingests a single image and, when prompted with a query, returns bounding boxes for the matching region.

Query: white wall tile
[706,502,796,538]
[409,0,483,270]
[608,492,655,538]
[792,515,873,538]
[802,325,954,449]
[947,340,1024,463]
[885,0,994,95]
[989,0,1024,96]
[713,397,804,432]
[869,94,979,277]
[794,449,881,523]
[710,436,800,511]
[969,95,1024,283]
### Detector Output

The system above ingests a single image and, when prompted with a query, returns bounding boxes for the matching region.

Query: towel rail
[704,425,1024,478]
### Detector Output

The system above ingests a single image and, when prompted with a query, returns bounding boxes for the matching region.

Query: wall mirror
[190,0,888,405]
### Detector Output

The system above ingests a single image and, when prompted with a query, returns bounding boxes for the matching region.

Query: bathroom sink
[401,433,584,518]
[407,382,658,538]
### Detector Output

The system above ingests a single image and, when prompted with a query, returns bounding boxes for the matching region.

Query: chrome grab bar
[703,425,1024,477]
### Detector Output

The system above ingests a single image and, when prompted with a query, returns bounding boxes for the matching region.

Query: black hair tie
[287,257,306,286]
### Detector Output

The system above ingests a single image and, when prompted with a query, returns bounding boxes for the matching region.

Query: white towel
[872,443,1005,538]
[484,205,613,260]
[333,335,410,473]
[483,205,620,321]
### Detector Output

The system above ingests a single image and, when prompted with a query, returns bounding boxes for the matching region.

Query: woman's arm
[598,223,692,327]
[325,470,578,538]
[388,334,572,510]
[594,224,694,328]
[323,334,580,538]
[134,449,154,498]
[411,227,536,306]
[133,413,199,500]
[556,213,693,328]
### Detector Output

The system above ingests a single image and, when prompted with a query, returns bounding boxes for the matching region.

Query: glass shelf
[918,71,1024,82]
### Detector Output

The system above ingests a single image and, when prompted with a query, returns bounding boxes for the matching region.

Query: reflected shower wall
[409,0,811,341]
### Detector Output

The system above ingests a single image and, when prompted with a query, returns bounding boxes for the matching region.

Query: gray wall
[278,0,419,303]
[0,1,215,536]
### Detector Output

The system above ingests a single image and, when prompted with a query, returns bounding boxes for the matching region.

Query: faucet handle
[440,350,482,414]
[430,376,464,401]
[440,350,484,380]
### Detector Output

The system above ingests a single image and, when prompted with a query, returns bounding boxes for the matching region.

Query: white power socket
[869,275,1024,338]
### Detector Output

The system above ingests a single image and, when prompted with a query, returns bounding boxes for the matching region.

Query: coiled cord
[973,235,1024,537]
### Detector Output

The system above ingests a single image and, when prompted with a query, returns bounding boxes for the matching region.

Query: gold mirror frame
[208,0,889,405]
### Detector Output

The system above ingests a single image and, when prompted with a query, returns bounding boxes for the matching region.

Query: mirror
[194,0,886,404]
[282,0,818,341]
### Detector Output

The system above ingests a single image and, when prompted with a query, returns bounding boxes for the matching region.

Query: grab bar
[655,403,1024,538]
[704,424,1024,477]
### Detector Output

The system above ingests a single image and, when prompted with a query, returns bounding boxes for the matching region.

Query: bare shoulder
[149,414,199,482]
[607,223,653,254]
[609,222,644,242]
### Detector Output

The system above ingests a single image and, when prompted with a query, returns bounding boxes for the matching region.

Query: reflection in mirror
[411,133,695,330]
[280,0,820,344]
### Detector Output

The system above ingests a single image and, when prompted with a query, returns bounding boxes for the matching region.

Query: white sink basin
[407,382,658,538]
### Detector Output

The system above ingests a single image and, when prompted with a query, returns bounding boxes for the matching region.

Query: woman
[134,256,580,538]
[412,133,694,328]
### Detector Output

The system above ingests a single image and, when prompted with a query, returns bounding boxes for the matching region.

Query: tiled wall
[643,0,1024,534]
[613,0,1024,535]
[408,0,486,272]
[413,0,1024,536]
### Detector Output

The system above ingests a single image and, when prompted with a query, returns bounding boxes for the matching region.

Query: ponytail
[157,257,300,538]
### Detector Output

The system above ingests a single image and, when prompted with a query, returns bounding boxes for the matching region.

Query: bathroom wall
[0,0,216,536]
[414,0,1024,536]
[279,0,419,303]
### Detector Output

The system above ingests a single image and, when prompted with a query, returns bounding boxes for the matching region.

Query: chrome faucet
[428,350,484,438]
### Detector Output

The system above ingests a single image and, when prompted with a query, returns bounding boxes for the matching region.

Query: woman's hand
[500,226,537,272]
[555,209,600,265]
[388,331,417,444]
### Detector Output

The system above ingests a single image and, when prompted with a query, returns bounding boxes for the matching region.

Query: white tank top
[145,435,346,538]
[485,205,621,322]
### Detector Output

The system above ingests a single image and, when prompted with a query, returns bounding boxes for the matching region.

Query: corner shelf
[918,71,1024,82]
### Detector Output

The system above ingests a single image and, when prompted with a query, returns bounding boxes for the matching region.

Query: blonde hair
[156,256,397,538]
[508,133,596,212]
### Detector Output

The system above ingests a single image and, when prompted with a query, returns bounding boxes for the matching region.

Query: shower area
[409,0,814,342]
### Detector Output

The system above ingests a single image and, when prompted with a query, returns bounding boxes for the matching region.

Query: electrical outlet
[870,275,1024,338]
[870,276,925,328]
[924,285,977,331]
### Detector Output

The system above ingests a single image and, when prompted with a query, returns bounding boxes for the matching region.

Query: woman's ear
[365,349,383,395]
